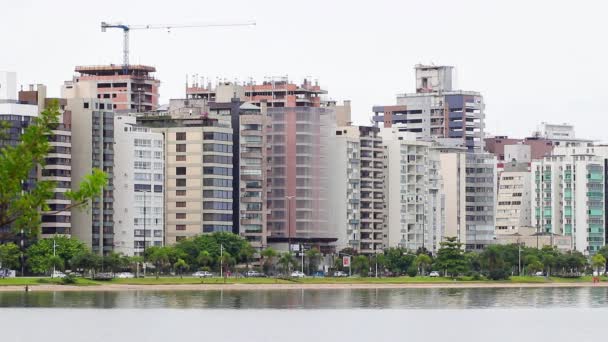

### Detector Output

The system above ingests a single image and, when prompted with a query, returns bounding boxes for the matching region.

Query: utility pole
[220,244,224,278]
[52,239,57,277]
[301,243,304,274]
[518,239,522,276]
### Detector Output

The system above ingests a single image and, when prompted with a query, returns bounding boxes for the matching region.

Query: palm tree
[278,252,295,275]
[129,256,144,278]
[592,254,606,278]
[146,247,170,279]
[196,251,214,271]
[261,247,278,275]
[240,245,256,271]
[414,254,432,276]
[305,248,321,275]
[174,258,189,279]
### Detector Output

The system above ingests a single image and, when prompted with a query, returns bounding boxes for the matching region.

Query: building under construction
[62,64,160,112]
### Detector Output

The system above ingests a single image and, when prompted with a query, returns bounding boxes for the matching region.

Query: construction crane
[101,21,256,72]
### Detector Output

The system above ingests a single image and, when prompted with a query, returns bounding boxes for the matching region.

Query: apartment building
[437,147,467,245]
[330,125,385,255]
[531,145,606,254]
[495,162,531,235]
[63,65,160,112]
[138,103,234,245]
[380,128,443,252]
[113,115,164,256]
[67,97,115,254]
[373,65,485,152]
[237,102,269,250]
[18,84,73,238]
[465,152,497,251]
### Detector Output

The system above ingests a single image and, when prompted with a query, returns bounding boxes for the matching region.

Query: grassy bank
[1,275,606,287]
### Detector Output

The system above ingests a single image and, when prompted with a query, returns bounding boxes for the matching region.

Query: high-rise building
[330,125,385,255]
[464,152,497,251]
[113,114,164,256]
[495,162,532,235]
[18,84,73,238]
[137,101,234,245]
[372,65,485,151]
[63,65,160,112]
[437,148,467,245]
[531,144,606,254]
[380,128,443,252]
[67,97,115,254]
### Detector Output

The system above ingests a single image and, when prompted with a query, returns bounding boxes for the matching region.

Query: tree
[352,255,370,276]
[435,237,467,278]
[597,246,608,270]
[70,249,101,277]
[0,100,107,239]
[527,260,544,275]
[261,247,278,275]
[592,253,606,276]
[102,252,124,274]
[48,255,64,275]
[128,256,144,278]
[0,242,20,270]
[219,251,235,275]
[26,237,87,275]
[414,254,432,276]
[278,252,296,274]
[196,250,214,271]
[146,246,171,279]
[240,244,256,271]
[480,245,510,280]
[383,248,414,275]
[305,248,321,275]
[174,258,189,278]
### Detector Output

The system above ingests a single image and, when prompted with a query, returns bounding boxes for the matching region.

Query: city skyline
[2,0,608,141]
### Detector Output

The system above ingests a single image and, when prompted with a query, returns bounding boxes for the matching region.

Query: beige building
[438,149,467,245]
[138,103,234,245]
[496,227,572,252]
[495,163,531,235]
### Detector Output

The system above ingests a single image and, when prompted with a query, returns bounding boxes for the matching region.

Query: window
[203,190,232,199]
[134,139,151,147]
[154,151,162,159]
[154,140,163,148]
[176,190,186,196]
[203,213,232,221]
[203,132,232,141]
[176,144,186,152]
[154,162,163,170]
[134,161,151,170]
[176,167,187,175]
[176,179,186,187]
[176,132,186,141]
[176,225,186,231]
[203,178,231,187]
[154,185,163,193]
[203,201,231,210]
[176,201,186,208]
[153,174,163,182]
[134,173,151,181]
[176,155,186,162]
[135,150,151,159]
[203,155,232,164]
[203,144,231,153]
[154,230,163,237]
[134,184,151,191]
[203,167,232,176]
[176,213,186,219]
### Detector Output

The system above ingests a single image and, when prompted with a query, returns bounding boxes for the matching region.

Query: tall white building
[465,152,497,251]
[330,125,385,255]
[380,128,443,252]
[531,145,605,254]
[113,115,164,256]
[438,148,467,245]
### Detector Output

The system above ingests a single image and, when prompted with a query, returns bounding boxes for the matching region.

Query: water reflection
[1,288,607,309]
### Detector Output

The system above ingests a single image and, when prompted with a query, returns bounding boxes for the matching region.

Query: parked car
[51,270,66,278]
[312,271,325,278]
[429,271,440,277]
[291,271,306,278]
[193,271,213,278]
[116,272,135,279]
[246,270,264,278]
[333,271,348,277]
[66,271,83,277]
[0,269,16,278]
[93,272,114,280]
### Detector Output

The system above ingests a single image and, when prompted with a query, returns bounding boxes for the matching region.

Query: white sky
[2,0,607,140]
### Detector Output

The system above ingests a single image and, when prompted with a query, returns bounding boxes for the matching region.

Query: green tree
[0,242,20,270]
[102,252,124,274]
[480,245,510,280]
[278,252,296,274]
[128,255,144,278]
[70,249,101,277]
[26,237,87,275]
[239,244,256,271]
[174,258,189,278]
[352,255,370,276]
[48,255,64,275]
[435,237,467,278]
[146,246,171,279]
[414,254,432,276]
[527,260,544,275]
[592,253,606,276]
[0,101,107,239]
[305,248,321,275]
[261,247,278,275]
[219,251,235,275]
[196,250,214,271]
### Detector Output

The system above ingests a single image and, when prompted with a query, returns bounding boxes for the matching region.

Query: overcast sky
[2,0,607,140]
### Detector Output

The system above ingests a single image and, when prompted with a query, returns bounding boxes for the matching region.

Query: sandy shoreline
[1,282,607,292]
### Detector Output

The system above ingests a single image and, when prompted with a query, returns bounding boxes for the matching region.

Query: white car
[333,271,348,277]
[51,270,66,278]
[246,270,263,277]
[291,271,305,278]
[193,271,213,278]
[116,272,135,279]
[429,271,440,277]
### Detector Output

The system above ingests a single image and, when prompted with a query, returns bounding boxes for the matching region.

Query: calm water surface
[1,288,606,342]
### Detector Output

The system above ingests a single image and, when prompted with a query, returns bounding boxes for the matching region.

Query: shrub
[406,265,418,277]
[62,274,77,284]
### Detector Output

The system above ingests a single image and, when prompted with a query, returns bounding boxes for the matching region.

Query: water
[1,288,606,341]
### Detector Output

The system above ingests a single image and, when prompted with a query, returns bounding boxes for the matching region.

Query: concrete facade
[113,115,164,256]
[495,167,531,235]
[465,152,497,251]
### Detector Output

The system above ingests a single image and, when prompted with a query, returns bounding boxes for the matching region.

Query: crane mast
[100,21,256,73]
